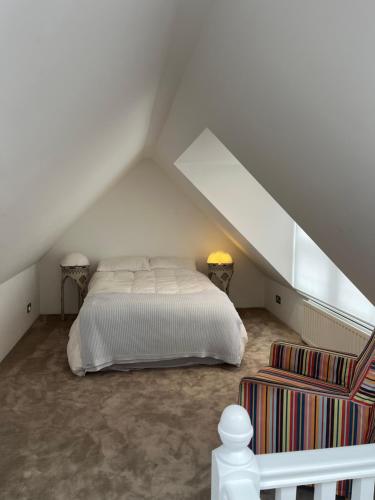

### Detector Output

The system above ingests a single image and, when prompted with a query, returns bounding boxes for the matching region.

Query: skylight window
[176,128,375,328]
[293,226,375,328]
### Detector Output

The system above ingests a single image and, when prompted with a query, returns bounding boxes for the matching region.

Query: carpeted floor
[0,309,305,500]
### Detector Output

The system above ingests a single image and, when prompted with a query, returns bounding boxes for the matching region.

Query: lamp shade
[60,252,90,267]
[207,251,233,265]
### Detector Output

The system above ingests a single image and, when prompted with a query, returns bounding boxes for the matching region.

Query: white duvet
[67,268,247,376]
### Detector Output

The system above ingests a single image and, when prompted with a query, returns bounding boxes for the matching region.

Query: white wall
[0,0,210,285]
[0,265,40,362]
[264,278,304,335]
[156,0,375,304]
[39,159,265,313]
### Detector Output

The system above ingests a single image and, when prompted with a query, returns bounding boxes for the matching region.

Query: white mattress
[67,268,247,375]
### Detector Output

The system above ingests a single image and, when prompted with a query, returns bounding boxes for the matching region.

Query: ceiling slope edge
[153,149,291,286]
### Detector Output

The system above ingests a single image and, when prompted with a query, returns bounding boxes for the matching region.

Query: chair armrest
[269,341,357,387]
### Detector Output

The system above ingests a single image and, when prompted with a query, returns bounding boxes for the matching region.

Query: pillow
[149,257,196,271]
[97,256,150,272]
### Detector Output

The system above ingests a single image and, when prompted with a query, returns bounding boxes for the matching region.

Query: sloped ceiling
[156,0,375,304]
[2,0,374,306]
[0,0,211,284]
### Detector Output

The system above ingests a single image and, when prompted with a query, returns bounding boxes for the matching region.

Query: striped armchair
[239,330,375,497]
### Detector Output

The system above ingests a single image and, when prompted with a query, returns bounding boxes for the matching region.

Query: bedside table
[61,265,90,320]
[208,263,234,294]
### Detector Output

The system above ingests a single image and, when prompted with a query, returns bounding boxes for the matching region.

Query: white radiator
[302,300,369,355]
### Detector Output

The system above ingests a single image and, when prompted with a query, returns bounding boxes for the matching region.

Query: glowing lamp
[207,251,233,265]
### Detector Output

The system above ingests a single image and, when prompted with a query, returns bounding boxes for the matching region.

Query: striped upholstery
[269,342,357,387]
[239,381,371,453]
[367,407,375,443]
[239,330,375,498]
[351,361,375,406]
[351,331,375,386]
[254,367,350,396]
[350,331,375,406]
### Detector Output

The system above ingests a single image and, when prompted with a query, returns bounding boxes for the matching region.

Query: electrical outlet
[27,302,32,313]
[275,295,281,305]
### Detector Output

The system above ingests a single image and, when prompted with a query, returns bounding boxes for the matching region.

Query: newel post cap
[218,404,253,450]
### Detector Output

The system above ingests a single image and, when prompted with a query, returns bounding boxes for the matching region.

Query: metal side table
[60,265,90,320]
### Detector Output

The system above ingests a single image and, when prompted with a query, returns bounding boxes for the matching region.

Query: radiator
[302,300,369,355]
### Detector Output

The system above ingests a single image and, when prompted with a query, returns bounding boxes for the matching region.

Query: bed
[67,256,247,376]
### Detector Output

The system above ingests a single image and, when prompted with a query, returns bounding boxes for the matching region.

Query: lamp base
[207,263,234,294]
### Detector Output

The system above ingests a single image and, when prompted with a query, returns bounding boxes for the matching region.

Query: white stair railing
[212,405,375,500]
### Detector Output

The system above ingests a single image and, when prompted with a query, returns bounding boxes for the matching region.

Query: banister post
[211,405,260,500]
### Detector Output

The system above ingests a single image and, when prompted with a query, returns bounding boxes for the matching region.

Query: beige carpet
[0,309,305,500]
